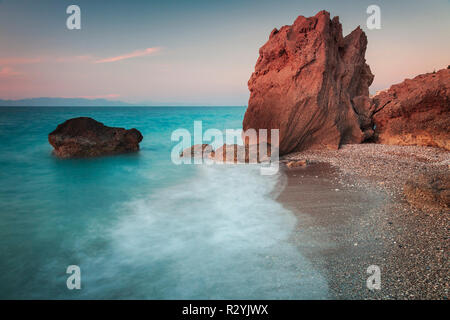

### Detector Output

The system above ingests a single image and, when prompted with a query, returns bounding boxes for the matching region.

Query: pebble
[280,144,449,299]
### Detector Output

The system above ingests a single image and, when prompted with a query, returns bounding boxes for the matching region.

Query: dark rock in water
[243,10,374,155]
[180,144,214,159]
[370,68,450,150]
[404,171,450,212]
[48,117,143,158]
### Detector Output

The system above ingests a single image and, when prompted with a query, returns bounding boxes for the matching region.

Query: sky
[0,0,449,105]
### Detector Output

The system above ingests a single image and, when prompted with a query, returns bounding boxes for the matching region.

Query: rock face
[48,117,143,158]
[243,10,374,155]
[371,68,450,150]
[404,171,450,212]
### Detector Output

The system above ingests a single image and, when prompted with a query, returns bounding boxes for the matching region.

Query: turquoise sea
[0,107,329,299]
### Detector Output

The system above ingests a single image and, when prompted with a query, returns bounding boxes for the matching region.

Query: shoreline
[277,143,449,299]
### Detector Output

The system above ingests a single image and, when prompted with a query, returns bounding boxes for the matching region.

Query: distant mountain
[0,97,135,107]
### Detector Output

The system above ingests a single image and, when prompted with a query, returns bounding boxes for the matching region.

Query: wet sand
[277,144,449,299]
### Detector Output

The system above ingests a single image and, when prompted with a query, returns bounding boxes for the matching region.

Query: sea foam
[76,164,329,299]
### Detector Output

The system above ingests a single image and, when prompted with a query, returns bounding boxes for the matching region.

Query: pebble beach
[278,143,449,299]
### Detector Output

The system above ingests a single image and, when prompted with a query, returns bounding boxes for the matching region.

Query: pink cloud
[0,57,42,65]
[0,66,21,77]
[94,47,161,64]
[0,55,94,65]
[0,47,161,67]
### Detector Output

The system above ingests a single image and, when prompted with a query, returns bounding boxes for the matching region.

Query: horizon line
[0,97,247,107]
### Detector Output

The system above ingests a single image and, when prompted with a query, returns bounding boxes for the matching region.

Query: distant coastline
[0,97,134,107]
[0,98,247,107]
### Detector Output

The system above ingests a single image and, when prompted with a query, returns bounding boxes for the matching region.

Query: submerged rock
[243,10,374,155]
[180,144,214,159]
[371,68,450,150]
[48,117,143,158]
[212,144,243,163]
[212,144,273,163]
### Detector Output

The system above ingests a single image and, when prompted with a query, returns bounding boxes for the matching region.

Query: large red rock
[243,10,374,155]
[371,68,450,150]
[48,117,143,158]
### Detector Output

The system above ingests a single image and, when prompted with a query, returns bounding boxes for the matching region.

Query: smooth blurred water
[0,107,328,299]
